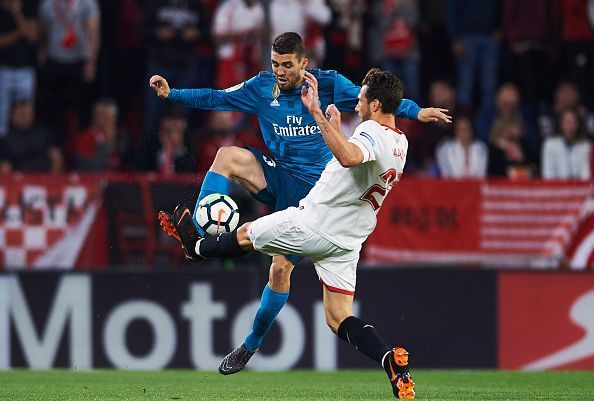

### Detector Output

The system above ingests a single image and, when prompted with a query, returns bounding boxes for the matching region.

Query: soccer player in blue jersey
[151,32,450,374]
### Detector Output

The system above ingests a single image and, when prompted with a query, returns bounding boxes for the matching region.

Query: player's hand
[418,107,452,124]
[150,75,171,99]
[325,104,341,130]
[301,71,320,114]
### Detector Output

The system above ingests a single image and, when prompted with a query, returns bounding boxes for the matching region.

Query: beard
[360,109,371,122]
[276,73,302,90]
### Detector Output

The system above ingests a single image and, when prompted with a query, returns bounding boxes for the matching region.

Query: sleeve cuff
[350,137,371,163]
[168,88,180,102]
[412,104,421,120]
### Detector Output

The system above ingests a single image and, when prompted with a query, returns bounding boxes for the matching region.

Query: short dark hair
[361,68,403,114]
[272,32,305,60]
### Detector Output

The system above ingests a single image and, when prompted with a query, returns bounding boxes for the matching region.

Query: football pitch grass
[1,370,594,401]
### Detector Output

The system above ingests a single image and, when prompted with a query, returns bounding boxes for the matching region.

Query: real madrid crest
[270,84,280,107]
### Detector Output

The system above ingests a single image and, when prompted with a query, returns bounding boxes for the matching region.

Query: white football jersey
[298,119,408,249]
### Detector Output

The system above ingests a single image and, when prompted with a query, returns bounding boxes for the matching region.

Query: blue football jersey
[168,69,420,186]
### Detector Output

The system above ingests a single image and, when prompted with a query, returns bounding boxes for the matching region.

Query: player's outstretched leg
[158,205,204,262]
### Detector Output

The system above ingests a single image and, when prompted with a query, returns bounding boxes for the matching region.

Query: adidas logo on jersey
[270,99,280,107]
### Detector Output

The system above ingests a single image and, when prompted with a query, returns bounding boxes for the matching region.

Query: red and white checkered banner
[0,175,105,269]
[365,179,594,270]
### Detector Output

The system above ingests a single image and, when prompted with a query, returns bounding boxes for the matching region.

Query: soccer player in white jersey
[161,68,415,399]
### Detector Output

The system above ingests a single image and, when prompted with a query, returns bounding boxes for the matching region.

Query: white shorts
[247,207,360,295]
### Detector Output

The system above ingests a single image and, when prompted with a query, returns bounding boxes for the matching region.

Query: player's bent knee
[212,146,259,179]
[268,257,294,291]
[212,146,243,169]
[215,146,252,163]
[270,258,294,280]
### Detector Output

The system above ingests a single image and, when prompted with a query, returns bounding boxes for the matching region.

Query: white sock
[195,239,204,256]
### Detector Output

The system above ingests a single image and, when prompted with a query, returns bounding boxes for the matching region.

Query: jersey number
[360,169,401,211]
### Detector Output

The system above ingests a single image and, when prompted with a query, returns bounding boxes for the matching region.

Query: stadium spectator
[481,83,539,161]
[373,0,421,102]
[269,0,331,66]
[155,112,195,174]
[212,0,265,88]
[436,116,487,178]
[502,0,560,107]
[488,84,525,141]
[194,111,264,172]
[38,0,100,145]
[446,0,500,112]
[560,0,594,109]
[553,82,584,116]
[195,111,239,172]
[75,99,131,172]
[488,119,531,178]
[412,80,461,172]
[101,0,146,137]
[0,0,38,137]
[538,81,594,138]
[324,0,367,81]
[417,0,456,87]
[142,0,211,139]
[0,100,63,173]
[541,108,591,180]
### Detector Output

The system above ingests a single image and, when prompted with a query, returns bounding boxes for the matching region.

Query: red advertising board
[0,174,106,269]
[366,179,481,263]
[366,180,592,268]
[499,272,594,370]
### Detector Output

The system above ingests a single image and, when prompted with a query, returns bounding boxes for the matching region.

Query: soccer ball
[195,193,240,236]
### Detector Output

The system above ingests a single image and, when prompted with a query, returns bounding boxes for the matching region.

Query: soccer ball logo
[195,193,240,236]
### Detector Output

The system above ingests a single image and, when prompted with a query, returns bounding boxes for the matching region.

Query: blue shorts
[247,147,315,264]
[247,147,314,212]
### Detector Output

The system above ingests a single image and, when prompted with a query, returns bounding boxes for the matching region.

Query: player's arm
[302,72,364,168]
[333,73,452,123]
[149,75,259,114]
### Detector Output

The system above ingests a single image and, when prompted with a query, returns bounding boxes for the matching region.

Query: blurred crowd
[1,0,594,180]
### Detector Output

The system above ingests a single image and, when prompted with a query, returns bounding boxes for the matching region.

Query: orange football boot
[384,347,415,399]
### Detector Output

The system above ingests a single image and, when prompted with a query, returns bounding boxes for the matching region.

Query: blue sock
[193,171,231,232]
[244,285,289,351]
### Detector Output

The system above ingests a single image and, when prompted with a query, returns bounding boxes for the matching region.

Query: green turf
[1,370,593,401]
